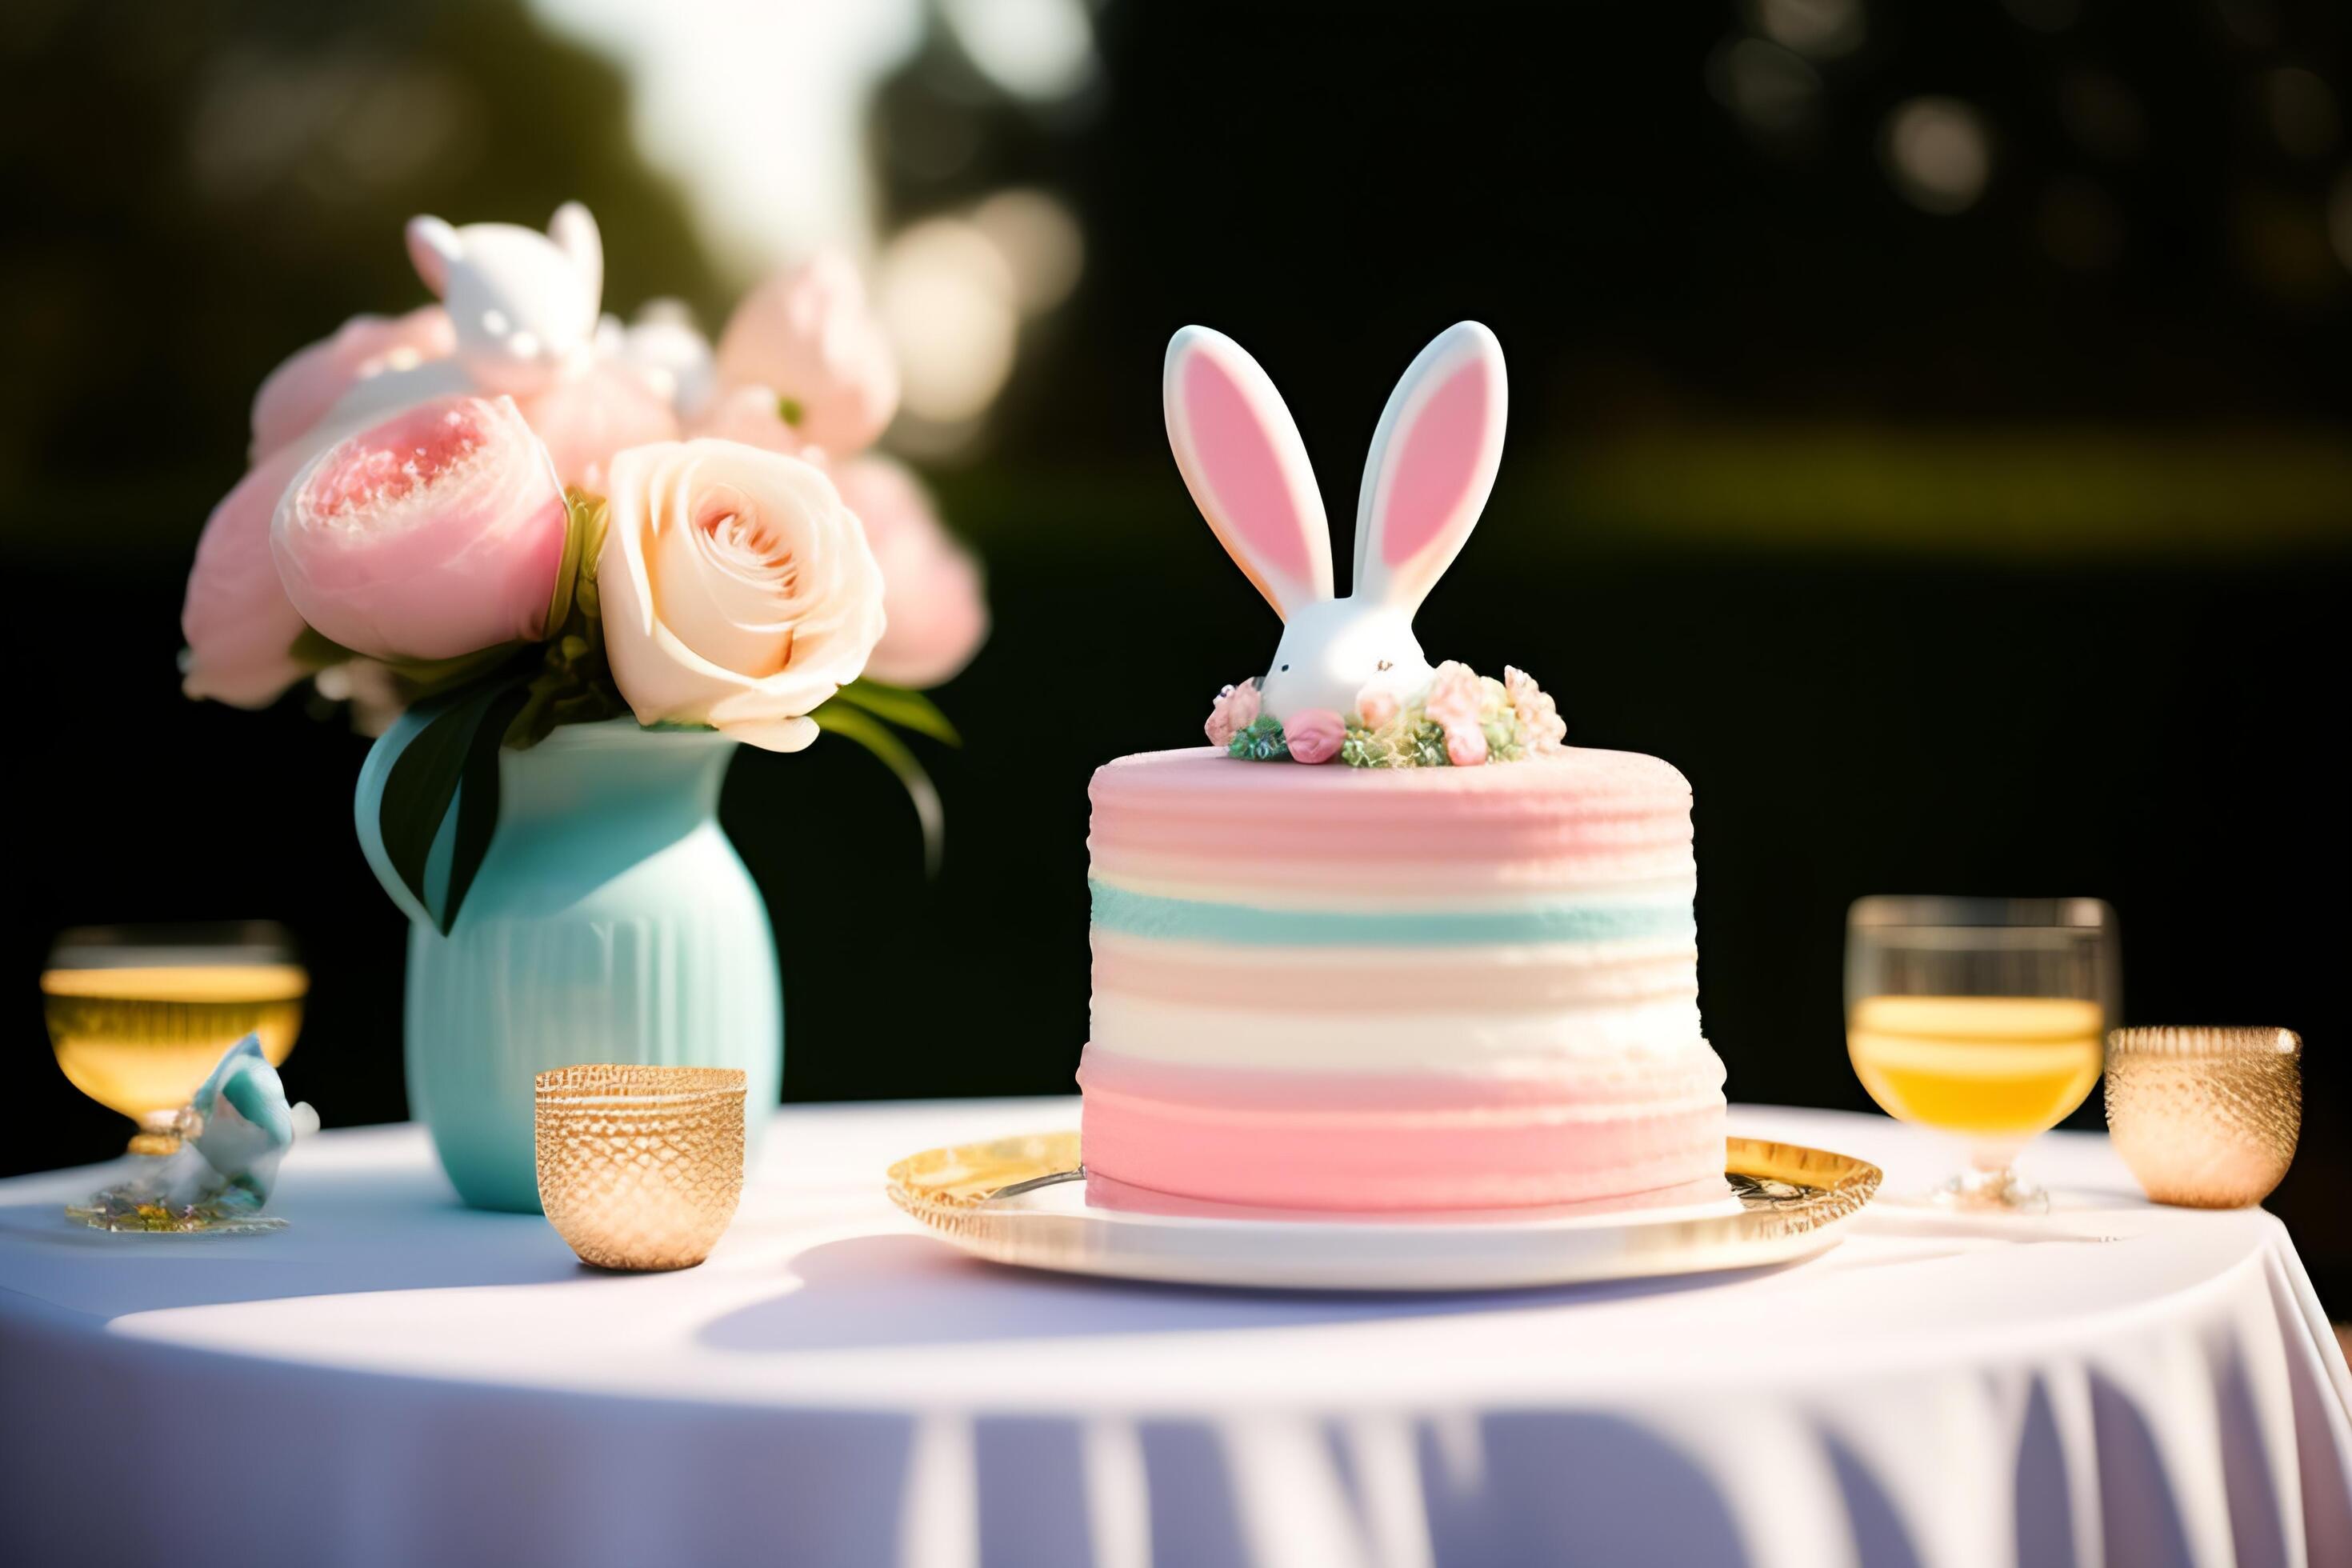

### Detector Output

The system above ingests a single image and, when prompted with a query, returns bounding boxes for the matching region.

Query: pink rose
[250,307,455,463]
[829,457,987,688]
[1206,681,1261,746]
[273,394,570,662]
[181,443,317,707]
[1422,660,1483,733]
[1283,708,1345,765]
[1354,683,1400,730]
[714,252,898,455]
[599,439,886,752]
[1445,723,1490,767]
[517,362,681,494]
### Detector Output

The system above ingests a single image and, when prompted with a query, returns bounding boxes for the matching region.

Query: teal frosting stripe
[1088,879,1695,947]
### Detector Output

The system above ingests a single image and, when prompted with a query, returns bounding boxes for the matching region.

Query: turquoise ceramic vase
[354,718,780,1212]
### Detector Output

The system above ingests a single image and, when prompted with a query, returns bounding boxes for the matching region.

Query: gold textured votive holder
[534,1065,747,1270]
[2104,1027,2301,1209]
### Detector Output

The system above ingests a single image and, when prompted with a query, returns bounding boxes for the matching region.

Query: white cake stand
[886,1132,1880,1292]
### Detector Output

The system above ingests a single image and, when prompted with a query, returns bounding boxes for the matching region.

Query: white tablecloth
[2,1101,2346,1568]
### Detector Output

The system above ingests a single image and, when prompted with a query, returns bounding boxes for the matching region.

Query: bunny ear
[1164,326,1334,621]
[406,216,462,297]
[548,202,604,308]
[1352,321,1507,617]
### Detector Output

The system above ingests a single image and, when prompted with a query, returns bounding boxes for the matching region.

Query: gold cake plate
[886,1134,1881,1293]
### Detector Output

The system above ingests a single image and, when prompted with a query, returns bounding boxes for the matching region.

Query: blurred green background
[4,1,2348,1287]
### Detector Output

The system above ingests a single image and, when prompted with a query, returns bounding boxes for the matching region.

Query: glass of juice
[43,922,306,1157]
[1846,896,2116,1213]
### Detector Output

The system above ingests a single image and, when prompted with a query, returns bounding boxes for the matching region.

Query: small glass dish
[2104,1027,2300,1209]
[534,1065,746,1270]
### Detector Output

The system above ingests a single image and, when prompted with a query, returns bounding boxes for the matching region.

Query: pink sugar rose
[1422,659,1483,733]
[1282,708,1346,765]
[272,394,570,662]
[1505,665,1567,753]
[1206,681,1261,746]
[181,442,318,707]
[517,361,681,494]
[714,252,899,456]
[1354,683,1401,730]
[250,307,455,463]
[829,456,989,688]
[1445,722,1490,767]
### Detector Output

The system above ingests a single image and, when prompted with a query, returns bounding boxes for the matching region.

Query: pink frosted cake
[1074,319,1727,1212]
[1077,747,1725,1210]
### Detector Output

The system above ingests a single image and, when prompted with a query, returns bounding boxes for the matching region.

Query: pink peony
[1445,723,1490,767]
[688,383,810,457]
[713,252,898,456]
[517,362,681,493]
[1206,681,1262,746]
[829,457,988,688]
[272,394,570,662]
[181,443,318,707]
[1283,708,1346,765]
[1354,683,1401,730]
[1505,665,1567,753]
[1422,660,1484,733]
[250,307,455,463]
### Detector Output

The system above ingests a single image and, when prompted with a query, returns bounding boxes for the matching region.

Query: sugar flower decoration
[1282,708,1346,765]
[1208,662,1566,767]
[1506,665,1567,754]
[1206,679,1262,747]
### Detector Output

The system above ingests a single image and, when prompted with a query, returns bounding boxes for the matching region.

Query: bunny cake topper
[1170,322,1566,768]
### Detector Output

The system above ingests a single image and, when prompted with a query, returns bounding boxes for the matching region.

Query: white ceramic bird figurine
[314,204,606,438]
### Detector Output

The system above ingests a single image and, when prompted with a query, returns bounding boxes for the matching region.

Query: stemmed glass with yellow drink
[1846,897,2116,1213]
[42,923,306,1157]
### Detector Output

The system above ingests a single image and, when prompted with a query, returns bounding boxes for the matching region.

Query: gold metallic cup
[534,1065,747,1270]
[2104,1027,2300,1209]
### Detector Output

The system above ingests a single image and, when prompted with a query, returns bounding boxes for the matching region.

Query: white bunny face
[1165,322,1508,725]
[1263,598,1430,718]
[406,203,604,396]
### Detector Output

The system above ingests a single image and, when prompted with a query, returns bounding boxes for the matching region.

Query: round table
[2,1101,2345,1567]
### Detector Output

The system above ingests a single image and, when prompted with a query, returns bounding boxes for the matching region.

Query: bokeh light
[1708,38,1824,145]
[1752,0,1865,60]
[939,0,1097,103]
[1882,97,1992,214]
[876,216,1019,442]
[2265,66,2342,160]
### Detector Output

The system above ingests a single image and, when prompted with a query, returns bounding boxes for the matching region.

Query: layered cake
[1074,319,1728,1211]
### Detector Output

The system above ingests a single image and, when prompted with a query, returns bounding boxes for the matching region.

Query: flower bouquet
[178,204,987,1210]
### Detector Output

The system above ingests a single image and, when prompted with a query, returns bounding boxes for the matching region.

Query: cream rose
[598,439,886,752]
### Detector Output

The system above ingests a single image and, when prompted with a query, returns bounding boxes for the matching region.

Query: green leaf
[373,643,533,706]
[379,675,530,934]
[543,489,610,634]
[442,682,532,934]
[830,678,962,746]
[812,702,945,876]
